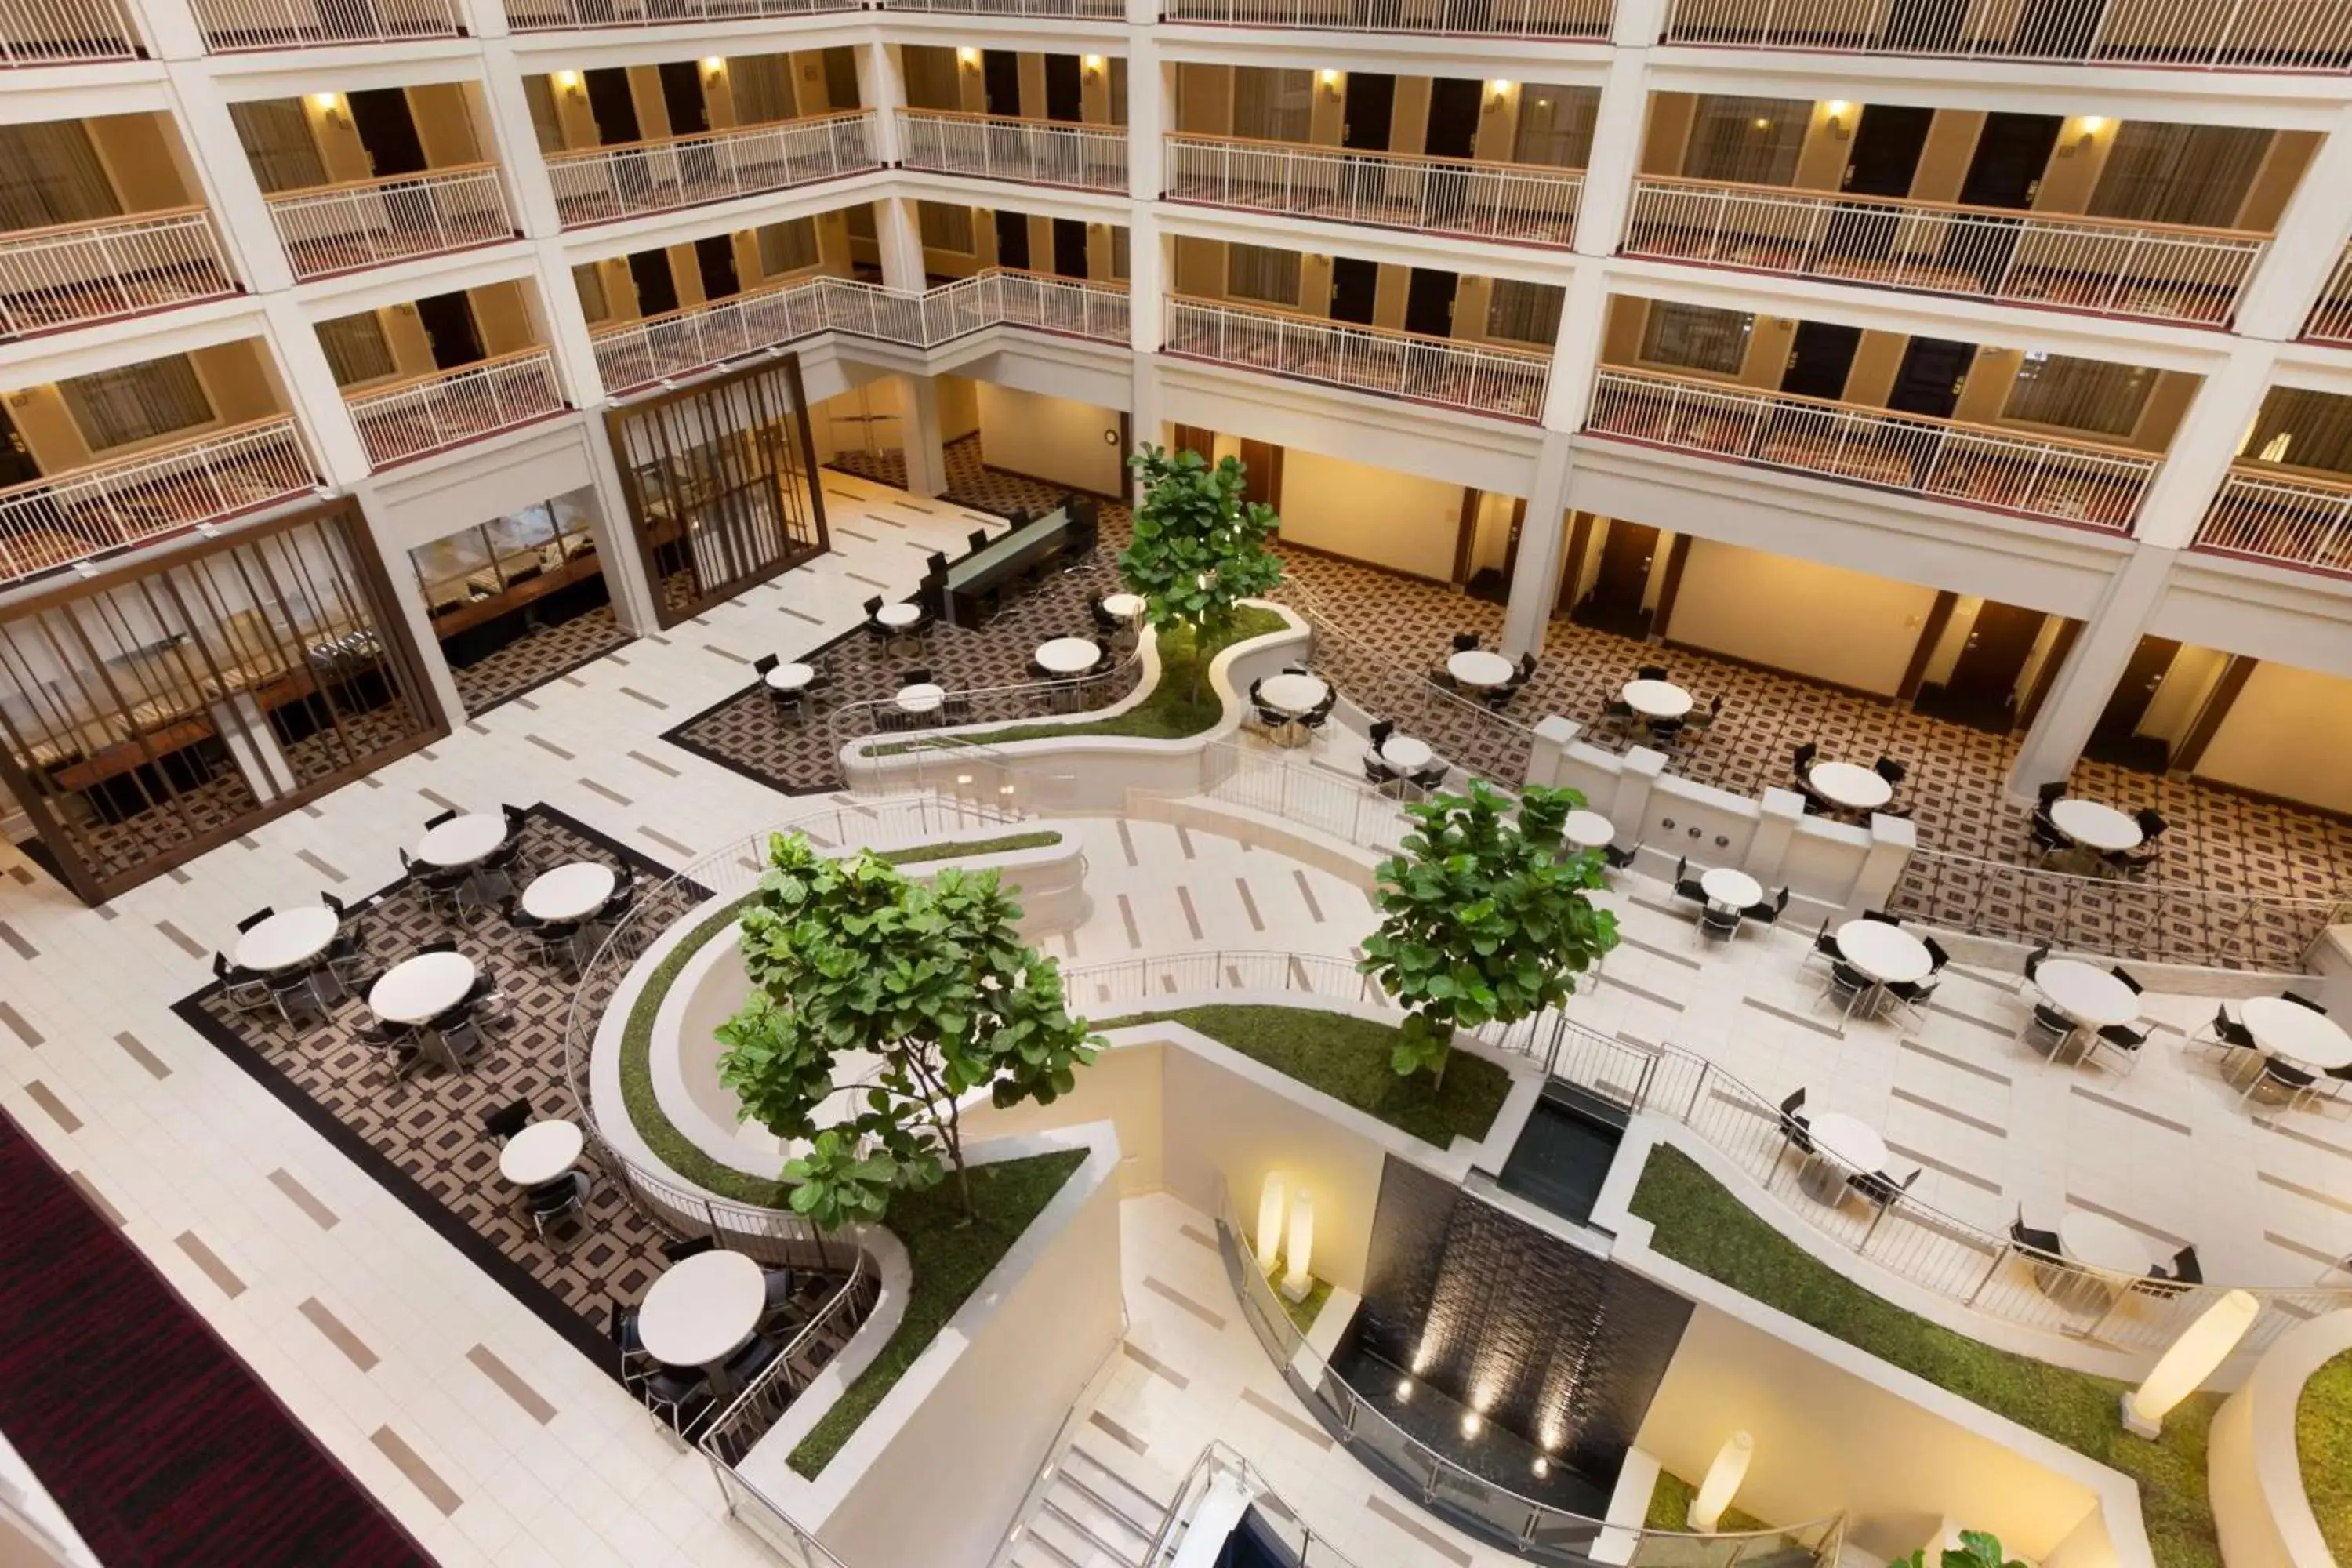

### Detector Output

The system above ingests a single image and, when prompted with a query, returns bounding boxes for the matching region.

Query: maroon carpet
[0,1111,434,1567]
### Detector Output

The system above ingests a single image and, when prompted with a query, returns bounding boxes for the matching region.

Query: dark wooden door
[2091,635,2181,744]
[1842,104,1933,197]
[1586,519,1658,619]
[1328,256,1377,323]
[347,88,427,176]
[1944,601,2045,714]
[1171,423,1216,459]
[0,406,38,488]
[627,249,678,316]
[695,234,739,299]
[982,52,1022,116]
[413,292,485,368]
[1886,337,1974,419]
[1044,55,1082,122]
[1236,439,1281,507]
[658,61,708,135]
[1425,78,1482,159]
[1403,268,1455,336]
[1781,321,1862,400]
[1051,217,1087,278]
[584,69,641,144]
[1342,74,1394,151]
[993,210,1030,269]
[1959,114,2063,209]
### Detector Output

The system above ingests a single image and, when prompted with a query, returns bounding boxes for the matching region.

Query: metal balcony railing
[882,0,1120,13]
[2305,248,2352,345]
[0,0,141,62]
[590,268,1129,394]
[1164,134,1582,248]
[1585,366,2158,531]
[546,112,879,228]
[0,209,237,337]
[2194,465,2352,579]
[895,109,1127,193]
[503,0,853,24]
[0,417,318,586]
[188,0,460,48]
[1659,0,2352,68]
[1163,296,1551,422]
[264,165,515,281]
[343,347,564,468]
[1161,0,1610,37]
[1624,176,2266,328]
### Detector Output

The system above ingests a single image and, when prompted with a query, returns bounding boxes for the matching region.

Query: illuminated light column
[1280,1187,1315,1302]
[2122,1290,2259,1438]
[1688,1432,1753,1531]
[1254,1173,1286,1273]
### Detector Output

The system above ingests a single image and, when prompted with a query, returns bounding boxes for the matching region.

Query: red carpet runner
[0,1110,433,1566]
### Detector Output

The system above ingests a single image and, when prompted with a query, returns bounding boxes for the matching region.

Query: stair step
[1028,1506,1138,1568]
[1047,1475,1158,1548]
[1063,1431,1180,1517]
[1006,1519,1085,1568]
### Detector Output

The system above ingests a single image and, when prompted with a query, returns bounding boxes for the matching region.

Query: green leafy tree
[1119,445,1286,699]
[1357,782,1618,1087]
[715,833,1100,1225]
[1893,1533,2027,1568]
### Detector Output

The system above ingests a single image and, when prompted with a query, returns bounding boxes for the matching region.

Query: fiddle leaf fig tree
[1893,1532,2027,1568]
[1357,782,1618,1087]
[715,831,1101,1223]
[1119,444,1286,699]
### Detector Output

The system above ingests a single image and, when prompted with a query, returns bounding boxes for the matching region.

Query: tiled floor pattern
[448,602,633,717]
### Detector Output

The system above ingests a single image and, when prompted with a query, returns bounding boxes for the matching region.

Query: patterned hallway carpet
[449,602,633,717]
[0,1108,432,1567]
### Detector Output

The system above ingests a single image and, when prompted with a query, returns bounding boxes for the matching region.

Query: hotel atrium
[1,0,2350,1565]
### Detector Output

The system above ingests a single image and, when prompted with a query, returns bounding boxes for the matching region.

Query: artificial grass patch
[1643,1469,1771,1535]
[1263,1253,1333,1335]
[882,829,1061,865]
[1099,1004,1511,1149]
[788,1148,1089,1477]
[865,606,1291,755]
[2297,1348,2352,1564]
[1628,1145,2221,1568]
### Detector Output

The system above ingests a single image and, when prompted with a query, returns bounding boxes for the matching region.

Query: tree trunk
[1430,1024,1454,1092]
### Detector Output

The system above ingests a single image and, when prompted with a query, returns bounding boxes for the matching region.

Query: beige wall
[938,373,980,442]
[2136,643,2229,744]
[1279,448,1463,581]
[1667,540,1940,695]
[87,113,197,211]
[407,82,482,168]
[2197,661,2352,814]
[973,383,1123,494]
[10,340,285,474]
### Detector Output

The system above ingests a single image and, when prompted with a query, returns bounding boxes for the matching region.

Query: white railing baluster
[1659,0,2352,66]
[263,166,514,281]
[189,0,459,46]
[0,0,140,62]
[895,109,1128,194]
[1163,296,1548,422]
[0,209,237,336]
[2195,466,2352,578]
[2304,247,2352,345]
[342,347,564,469]
[1163,134,1581,249]
[503,0,853,24]
[1160,0,1610,34]
[546,113,880,228]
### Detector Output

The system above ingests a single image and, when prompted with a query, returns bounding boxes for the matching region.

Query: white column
[579,413,663,635]
[162,67,294,294]
[261,295,372,487]
[2131,340,2277,549]
[1125,36,1163,205]
[354,480,471,725]
[902,375,949,496]
[126,0,205,57]
[858,42,908,166]
[530,252,607,412]
[474,43,564,238]
[1573,52,1647,260]
[1612,0,1668,45]
[875,198,927,292]
[1542,266,1609,432]
[2234,106,2352,342]
[2006,545,2176,797]
[1128,214,1167,492]
[453,0,510,35]
[1501,429,1576,659]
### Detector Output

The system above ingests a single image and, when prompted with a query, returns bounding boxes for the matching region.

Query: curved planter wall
[2209,1308,2352,1568]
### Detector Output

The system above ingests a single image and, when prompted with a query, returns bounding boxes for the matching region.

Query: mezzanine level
[1163,295,1551,420]
[343,347,565,466]
[264,165,516,281]
[1164,135,1582,249]
[0,209,238,337]
[1657,0,2352,69]
[896,109,1128,194]
[546,113,880,229]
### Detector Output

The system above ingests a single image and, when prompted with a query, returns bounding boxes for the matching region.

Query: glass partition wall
[0,499,444,901]
[409,488,626,710]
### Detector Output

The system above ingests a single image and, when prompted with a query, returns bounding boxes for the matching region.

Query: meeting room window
[1512,86,1598,169]
[318,314,397,388]
[227,100,331,193]
[918,202,975,254]
[1639,303,1750,376]
[1227,243,1300,307]
[902,46,962,111]
[60,357,214,451]
[1486,280,1563,346]
[1683,96,1808,186]
[0,121,120,230]
[1109,225,1130,281]
[757,216,821,275]
[2002,353,2151,438]
[728,54,798,126]
[2088,122,2271,230]
[1232,69,1312,143]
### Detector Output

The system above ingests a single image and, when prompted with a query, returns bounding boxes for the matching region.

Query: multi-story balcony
[0,209,238,338]
[265,166,515,281]
[896,110,1127,194]
[1163,296,1550,421]
[2196,466,2352,578]
[1165,136,1582,248]
[343,347,565,467]
[1160,0,1610,38]
[502,0,851,27]
[546,113,880,228]
[2307,249,2352,347]
[881,0,1121,13]
[1623,178,2266,328]
[1657,0,2352,68]
[590,267,1129,392]
[188,0,463,50]
[0,0,142,63]
[1585,367,2156,531]
[0,418,318,587]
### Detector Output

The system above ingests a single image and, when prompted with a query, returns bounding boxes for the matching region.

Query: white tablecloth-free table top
[2034,960,2141,1029]
[2060,1210,2156,1276]
[234,906,340,973]
[1258,673,1330,715]
[1623,680,1693,720]
[369,952,477,1026]
[1380,735,1434,771]
[1448,651,1515,689]
[895,683,946,714]
[1806,1112,1889,1176]
[1036,637,1102,676]
[637,1250,766,1369]
[522,862,615,924]
[2242,996,2352,1069]
[1700,867,1763,909]
[877,602,923,628]
[1835,920,1933,985]
[1565,810,1615,851]
[1102,593,1145,619]
[2050,799,2143,853]
[764,662,815,691]
[1809,762,1893,811]
[416,814,506,868]
[499,1120,585,1187]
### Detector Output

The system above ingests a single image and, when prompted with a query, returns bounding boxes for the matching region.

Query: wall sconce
[554,69,583,101]
[1255,1172,1286,1273]
[2063,114,2107,156]
[956,46,980,68]
[1318,67,1341,100]
[1689,1432,1755,1532]
[1082,53,1104,78]
[1486,78,1513,111]
[1279,1186,1315,1302]
[701,56,724,77]
[310,90,347,128]
[2122,1290,2257,1437]
[1823,100,1851,140]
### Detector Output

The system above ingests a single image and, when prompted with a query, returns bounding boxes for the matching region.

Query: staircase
[1000,1426,1179,1568]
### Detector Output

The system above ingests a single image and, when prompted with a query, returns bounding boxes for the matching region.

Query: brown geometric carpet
[449,602,633,717]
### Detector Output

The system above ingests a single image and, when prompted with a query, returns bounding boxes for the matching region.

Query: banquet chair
[609,1298,654,1391]
[1671,858,1704,906]
[1873,756,1907,786]
[213,953,273,1014]
[235,906,274,933]
[1451,631,1479,652]
[641,1366,712,1437]
[527,1172,593,1240]
[661,1235,717,1264]
[481,1100,532,1144]
[1636,665,1668,682]
[424,808,458,829]
[2243,1054,2321,1112]
[1805,919,1841,970]
[2091,1022,2149,1076]
[1744,887,1790,927]
[2010,1207,2063,1260]
[1773,1088,1813,1176]
[2283,990,2328,1014]
[1700,902,1743,943]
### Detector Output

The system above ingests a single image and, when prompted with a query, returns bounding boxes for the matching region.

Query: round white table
[895,682,946,715]
[763,662,815,692]
[2050,799,2143,853]
[1036,637,1102,676]
[876,602,922,629]
[1448,650,1515,690]
[638,1250,766,1390]
[2034,960,2140,1029]
[1808,762,1893,812]
[2060,1211,2155,1277]
[368,952,477,1026]
[522,862,615,924]
[2242,996,2352,1069]
[1835,920,1933,985]
[416,813,506,868]
[234,906,340,973]
[1623,680,1693,720]
[499,1120,585,1187]
[1799,1111,1889,1202]
[1701,867,1762,909]
[1565,810,1615,851]
[1380,735,1434,772]
[1102,593,1145,621]
[1258,673,1329,716]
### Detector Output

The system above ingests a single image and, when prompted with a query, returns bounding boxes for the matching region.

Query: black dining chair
[2025,1000,2078,1056]
[1805,918,1840,969]
[481,1099,533,1144]
[1792,741,1818,776]
[419,936,459,955]
[1873,756,1906,786]
[1821,960,1871,1020]
[1636,665,1668,682]
[2109,966,2143,995]
[753,652,779,678]
[1601,840,1640,873]
[661,1235,717,1264]
[2283,989,2329,1014]
[1367,719,1396,750]
[1848,1166,1918,1210]
[1744,887,1790,927]
[1922,935,1951,971]
[609,1298,653,1390]
[2134,808,2168,840]
[1860,909,1900,925]
[235,906,274,933]
[1451,631,1479,652]
[526,1172,591,1237]
[2010,1207,2063,1259]
[641,1366,711,1436]
[1774,1088,1813,1174]
[1887,970,1940,1023]
[1671,858,1704,905]
[2244,1054,2321,1111]
[2092,1022,2150,1076]
[213,952,272,1014]
[2037,779,2068,806]
[2023,943,2050,982]
[2190,1003,2259,1069]
[1700,902,1742,943]
[424,808,458,829]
